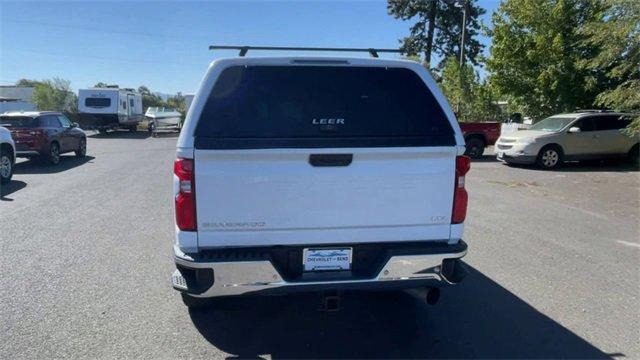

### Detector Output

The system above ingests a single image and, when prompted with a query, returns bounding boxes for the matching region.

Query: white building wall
[0,86,35,102]
[0,101,37,113]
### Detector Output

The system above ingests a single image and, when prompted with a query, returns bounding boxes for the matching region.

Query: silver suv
[495,111,639,169]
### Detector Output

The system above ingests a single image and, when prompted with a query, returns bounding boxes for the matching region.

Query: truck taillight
[174,158,196,231]
[452,155,470,224]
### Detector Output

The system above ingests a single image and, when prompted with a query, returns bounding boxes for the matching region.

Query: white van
[77,88,143,132]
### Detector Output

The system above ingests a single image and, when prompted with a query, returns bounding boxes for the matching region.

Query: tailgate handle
[309,154,353,167]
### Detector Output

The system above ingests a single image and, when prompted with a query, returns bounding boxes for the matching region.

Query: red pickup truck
[459,122,501,158]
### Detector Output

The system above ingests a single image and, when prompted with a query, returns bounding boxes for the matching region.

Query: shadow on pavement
[88,130,151,139]
[470,154,499,163]
[555,159,639,173]
[151,131,180,138]
[189,265,612,359]
[0,180,27,200]
[505,159,639,173]
[14,155,95,174]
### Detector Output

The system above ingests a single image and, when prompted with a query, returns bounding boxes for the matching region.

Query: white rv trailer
[77,88,143,132]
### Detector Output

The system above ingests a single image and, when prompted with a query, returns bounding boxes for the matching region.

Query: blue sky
[1,0,500,94]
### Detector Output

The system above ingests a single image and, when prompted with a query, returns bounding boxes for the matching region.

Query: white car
[170,48,471,308]
[0,125,16,183]
[495,111,639,169]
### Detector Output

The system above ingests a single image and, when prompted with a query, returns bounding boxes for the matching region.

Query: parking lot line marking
[616,240,640,249]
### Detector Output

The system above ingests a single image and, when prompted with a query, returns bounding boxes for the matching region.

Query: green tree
[16,79,42,87]
[31,78,77,112]
[471,79,505,122]
[167,92,187,118]
[582,0,640,135]
[440,57,503,122]
[388,0,486,68]
[487,0,606,120]
[441,57,474,118]
[137,85,165,111]
[93,82,109,88]
[138,86,151,95]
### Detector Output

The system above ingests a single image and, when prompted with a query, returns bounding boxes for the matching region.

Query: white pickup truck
[171,51,470,308]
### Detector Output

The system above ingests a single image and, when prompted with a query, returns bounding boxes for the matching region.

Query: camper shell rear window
[85,98,111,107]
[194,65,455,149]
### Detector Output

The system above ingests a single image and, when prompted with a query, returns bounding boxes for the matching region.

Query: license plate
[497,151,504,158]
[303,248,352,271]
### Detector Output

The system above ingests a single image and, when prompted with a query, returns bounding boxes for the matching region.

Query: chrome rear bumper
[172,241,467,298]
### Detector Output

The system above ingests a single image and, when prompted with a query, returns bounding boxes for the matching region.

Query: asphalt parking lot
[1,132,638,359]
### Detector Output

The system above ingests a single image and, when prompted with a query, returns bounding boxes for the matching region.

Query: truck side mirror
[568,127,581,133]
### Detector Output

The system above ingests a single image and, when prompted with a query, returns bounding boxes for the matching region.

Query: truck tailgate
[195,146,455,247]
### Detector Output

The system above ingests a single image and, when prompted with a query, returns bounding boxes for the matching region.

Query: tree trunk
[424,0,438,68]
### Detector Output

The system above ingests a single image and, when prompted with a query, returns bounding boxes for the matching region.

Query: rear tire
[0,148,13,184]
[149,122,157,137]
[75,138,87,158]
[464,138,485,159]
[47,142,61,165]
[181,293,212,309]
[536,145,563,169]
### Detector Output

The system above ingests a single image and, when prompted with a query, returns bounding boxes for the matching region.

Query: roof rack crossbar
[209,45,403,58]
